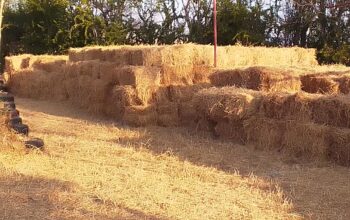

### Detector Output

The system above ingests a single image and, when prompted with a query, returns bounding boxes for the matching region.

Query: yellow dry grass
[0,97,349,219]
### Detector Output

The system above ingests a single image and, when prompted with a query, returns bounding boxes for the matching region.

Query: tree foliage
[2,0,350,65]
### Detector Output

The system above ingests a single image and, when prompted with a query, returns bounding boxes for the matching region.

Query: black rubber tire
[7,116,23,126]
[6,109,19,118]
[25,138,44,149]
[0,108,19,117]
[0,85,6,92]
[2,101,15,109]
[10,123,29,136]
[0,93,14,102]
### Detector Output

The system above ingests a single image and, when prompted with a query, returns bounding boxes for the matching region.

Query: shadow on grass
[0,173,166,220]
[14,97,350,220]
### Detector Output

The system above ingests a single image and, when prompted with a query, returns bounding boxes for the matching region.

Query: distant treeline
[2,0,350,65]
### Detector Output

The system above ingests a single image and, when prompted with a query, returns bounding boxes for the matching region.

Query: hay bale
[214,121,246,144]
[210,67,301,92]
[32,59,67,73]
[259,92,311,121]
[123,105,157,126]
[327,128,350,166]
[4,55,32,73]
[193,87,262,122]
[244,117,329,159]
[168,84,210,102]
[308,95,350,128]
[178,101,197,125]
[117,66,161,104]
[69,44,317,68]
[301,74,339,94]
[156,102,179,127]
[103,85,141,118]
[336,74,350,94]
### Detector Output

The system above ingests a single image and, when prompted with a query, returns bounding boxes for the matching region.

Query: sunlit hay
[258,92,312,122]
[210,66,301,92]
[4,54,32,74]
[68,44,318,85]
[123,105,158,127]
[301,74,340,94]
[193,87,262,123]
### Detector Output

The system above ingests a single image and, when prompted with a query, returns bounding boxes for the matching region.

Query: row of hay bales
[4,44,318,125]
[4,44,350,165]
[193,87,350,166]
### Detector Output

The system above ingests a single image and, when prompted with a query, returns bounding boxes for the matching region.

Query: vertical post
[0,0,5,68]
[213,0,217,67]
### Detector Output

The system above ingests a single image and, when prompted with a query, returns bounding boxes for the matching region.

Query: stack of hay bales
[6,44,350,165]
[193,87,350,166]
[209,66,301,92]
[301,71,350,94]
[4,44,318,127]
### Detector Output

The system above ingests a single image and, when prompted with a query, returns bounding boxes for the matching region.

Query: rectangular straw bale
[117,66,161,104]
[129,47,163,66]
[244,116,285,151]
[259,92,311,121]
[84,47,104,61]
[150,86,171,104]
[99,62,119,82]
[4,55,32,73]
[161,65,195,85]
[168,84,210,102]
[123,105,157,126]
[327,128,350,166]
[104,85,141,119]
[259,92,350,129]
[210,66,301,92]
[193,87,262,122]
[31,58,67,73]
[214,121,246,144]
[301,74,339,94]
[178,101,197,125]
[308,95,350,128]
[156,102,179,126]
[75,60,101,78]
[68,48,83,62]
[282,121,328,159]
[335,74,350,94]
[244,116,328,159]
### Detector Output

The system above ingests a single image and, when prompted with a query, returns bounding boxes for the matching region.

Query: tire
[0,85,7,92]
[0,108,19,117]
[0,93,14,102]
[25,138,44,149]
[7,116,22,126]
[10,123,29,136]
[2,101,15,109]
[6,109,19,118]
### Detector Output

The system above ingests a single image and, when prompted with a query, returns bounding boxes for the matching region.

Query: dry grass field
[1,97,349,219]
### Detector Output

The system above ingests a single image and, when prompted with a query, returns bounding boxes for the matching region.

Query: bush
[317,44,350,66]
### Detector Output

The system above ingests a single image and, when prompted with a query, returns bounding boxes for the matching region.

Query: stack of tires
[0,76,44,149]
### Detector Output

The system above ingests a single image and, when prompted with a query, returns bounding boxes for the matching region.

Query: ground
[0,97,349,220]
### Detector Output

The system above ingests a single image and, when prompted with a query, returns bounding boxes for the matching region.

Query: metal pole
[213,0,217,67]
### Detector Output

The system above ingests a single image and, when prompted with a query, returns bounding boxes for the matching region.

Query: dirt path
[0,97,349,219]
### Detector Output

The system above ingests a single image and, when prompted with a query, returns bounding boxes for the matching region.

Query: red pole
[213,0,217,67]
